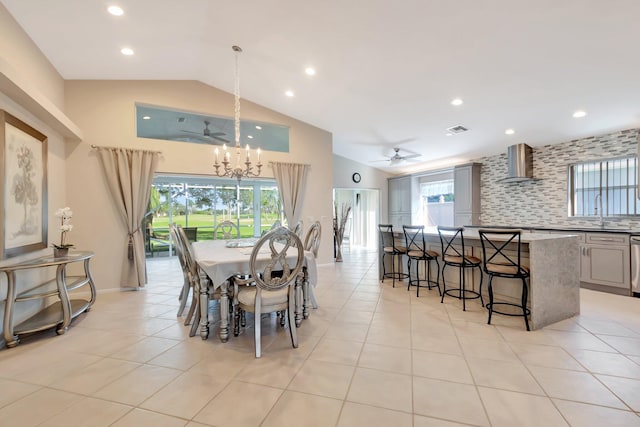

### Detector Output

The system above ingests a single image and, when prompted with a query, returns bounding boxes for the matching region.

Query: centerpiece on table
[52,207,74,257]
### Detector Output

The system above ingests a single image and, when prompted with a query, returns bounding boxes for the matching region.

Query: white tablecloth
[192,240,317,288]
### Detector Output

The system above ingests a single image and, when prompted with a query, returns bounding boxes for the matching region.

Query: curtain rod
[268,161,311,167]
[91,144,163,155]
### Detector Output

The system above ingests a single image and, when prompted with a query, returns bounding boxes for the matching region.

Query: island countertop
[390,227,580,330]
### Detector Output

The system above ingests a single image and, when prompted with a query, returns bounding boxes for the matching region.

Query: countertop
[463,225,636,234]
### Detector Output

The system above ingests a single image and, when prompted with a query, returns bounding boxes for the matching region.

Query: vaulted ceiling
[3,0,640,173]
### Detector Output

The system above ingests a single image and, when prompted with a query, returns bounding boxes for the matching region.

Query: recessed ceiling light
[573,110,587,118]
[255,125,262,130]
[247,135,253,139]
[451,98,463,106]
[285,90,294,97]
[142,116,151,120]
[445,133,453,137]
[305,67,316,76]
[505,128,515,135]
[120,47,134,56]
[107,5,124,16]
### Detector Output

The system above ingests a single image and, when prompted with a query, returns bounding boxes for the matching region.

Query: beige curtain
[271,162,309,227]
[96,146,159,287]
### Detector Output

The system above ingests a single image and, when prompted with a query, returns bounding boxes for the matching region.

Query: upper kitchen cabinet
[454,163,481,227]
[388,175,416,229]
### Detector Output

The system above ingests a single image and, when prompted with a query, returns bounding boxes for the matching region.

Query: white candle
[215,147,219,163]
[257,148,261,162]
[246,144,250,160]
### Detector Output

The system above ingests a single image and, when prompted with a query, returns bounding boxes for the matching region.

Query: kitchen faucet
[594,194,604,229]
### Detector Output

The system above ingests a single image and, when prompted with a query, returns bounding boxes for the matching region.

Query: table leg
[302,266,310,319]
[219,280,230,342]
[199,278,209,340]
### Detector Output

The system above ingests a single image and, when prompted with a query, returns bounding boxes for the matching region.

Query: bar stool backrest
[403,225,426,253]
[478,229,526,276]
[437,225,467,261]
[378,224,399,252]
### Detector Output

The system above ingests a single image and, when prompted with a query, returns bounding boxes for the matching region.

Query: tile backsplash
[478,128,640,230]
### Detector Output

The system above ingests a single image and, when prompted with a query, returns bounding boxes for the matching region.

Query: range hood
[498,143,534,183]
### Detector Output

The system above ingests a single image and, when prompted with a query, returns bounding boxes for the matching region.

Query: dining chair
[292,220,304,238]
[403,225,441,297]
[213,220,240,240]
[169,224,192,320]
[177,225,223,336]
[478,229,530,330]
[232,226,304,358]
[437,226,483,311]
[303,221,321,309]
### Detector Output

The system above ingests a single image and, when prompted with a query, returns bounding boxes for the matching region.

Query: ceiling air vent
[177,117,186,123]
[446,125,469,134]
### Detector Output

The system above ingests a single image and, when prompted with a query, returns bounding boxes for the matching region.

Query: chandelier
[213,45,262,182]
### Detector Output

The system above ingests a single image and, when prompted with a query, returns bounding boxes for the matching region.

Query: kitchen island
[393,228,580,330]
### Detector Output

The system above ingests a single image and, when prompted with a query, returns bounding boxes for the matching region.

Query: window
[568,156,638,217]
[418,171,454,226]
[146,176,283,249]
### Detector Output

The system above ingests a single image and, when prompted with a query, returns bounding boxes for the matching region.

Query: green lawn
[148,214,281,243]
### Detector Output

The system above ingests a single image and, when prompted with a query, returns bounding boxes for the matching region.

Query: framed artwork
[0,111,48,259]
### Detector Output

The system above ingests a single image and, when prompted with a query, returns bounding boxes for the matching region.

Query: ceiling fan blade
[210,135,230,143]
[369,159,391,163]
[205,131,226,137]
[401,153,421,160]
[180,129,201,134]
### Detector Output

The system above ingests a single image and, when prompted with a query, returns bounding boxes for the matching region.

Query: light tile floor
[1,248,640,426]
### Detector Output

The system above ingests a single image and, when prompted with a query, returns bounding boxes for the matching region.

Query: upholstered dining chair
[303,221,321,309]
[292,220,304,239]
[169,224,193,320]
[213,220,240,240]
[176,225,222,336]
[232,226,304,358]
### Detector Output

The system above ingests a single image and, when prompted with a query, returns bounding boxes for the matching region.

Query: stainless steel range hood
[498,143,534,183]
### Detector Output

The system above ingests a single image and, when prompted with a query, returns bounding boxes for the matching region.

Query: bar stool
[437,226,483,311]
[378,224,408,287]
[478,229,530,331]
[403,225,440,297]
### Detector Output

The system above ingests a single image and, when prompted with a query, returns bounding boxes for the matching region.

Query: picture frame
[0,111,48,259]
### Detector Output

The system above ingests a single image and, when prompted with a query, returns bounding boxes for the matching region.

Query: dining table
[192,238,317,342]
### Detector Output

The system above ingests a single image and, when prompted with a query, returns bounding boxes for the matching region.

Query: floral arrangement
[53,207,74,249]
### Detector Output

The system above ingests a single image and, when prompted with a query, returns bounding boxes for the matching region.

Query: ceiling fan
[372,147,421,164]
[180,120,229,143]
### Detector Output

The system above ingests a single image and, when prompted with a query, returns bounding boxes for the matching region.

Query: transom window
[568,156,638,217]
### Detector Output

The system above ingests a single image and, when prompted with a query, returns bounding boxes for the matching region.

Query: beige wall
[333,154,391,224]
[64,80,334,289]
[0,4,69,332]
[0,4,65,109]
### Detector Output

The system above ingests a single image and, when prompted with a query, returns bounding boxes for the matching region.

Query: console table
[1,251,96,348]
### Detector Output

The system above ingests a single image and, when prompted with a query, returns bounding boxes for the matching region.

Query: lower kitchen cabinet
[580,233,630,291]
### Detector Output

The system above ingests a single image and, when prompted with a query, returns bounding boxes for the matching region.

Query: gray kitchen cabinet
[454,163,481,227]
[388,176,413,229]
[581,233,630,292]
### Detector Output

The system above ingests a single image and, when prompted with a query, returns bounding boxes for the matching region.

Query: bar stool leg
[487,275,494,325]
[476,265,484,307]
[435,259,441,296]
[460,266,466,311]
[381,253,387,283]
[407,256,413,291]
[522,277,530,331]
[440,264,447,304]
